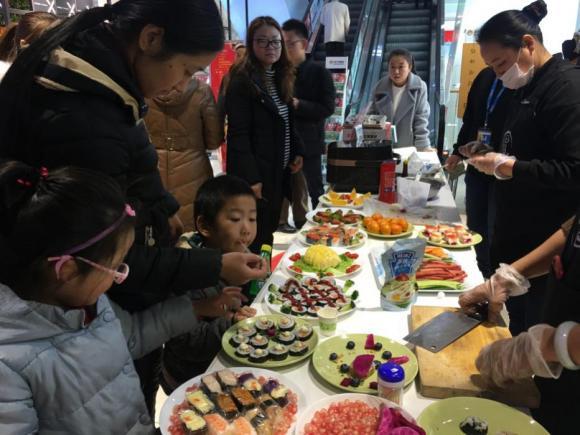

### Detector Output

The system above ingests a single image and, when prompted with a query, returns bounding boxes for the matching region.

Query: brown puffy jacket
[145,80,223,232]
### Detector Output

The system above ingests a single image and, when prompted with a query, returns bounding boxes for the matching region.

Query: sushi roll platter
[160,368,306,435]
[266,276,358,320]
[420,224,483,249]
[312,333,418,394]
[306,208,365,226]
[298,224,367,248]
[221,315,318,368]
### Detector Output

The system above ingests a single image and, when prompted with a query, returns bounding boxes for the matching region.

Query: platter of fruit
[362,213,414,239]
[319,188,371,209]
[299,224,367,249]
[420,224,482,249]
[285,246,362,278]
[266,276,358,319]
[312,333,418,394]
[221,315,318,368]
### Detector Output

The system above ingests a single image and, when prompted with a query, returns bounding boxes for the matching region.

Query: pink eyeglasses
[47,255,130,284]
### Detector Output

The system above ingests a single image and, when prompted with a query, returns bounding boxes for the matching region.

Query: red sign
[444,30,455,44]
[210,42,236,100]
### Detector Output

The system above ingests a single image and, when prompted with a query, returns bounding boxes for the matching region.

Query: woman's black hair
[562,39,579,61]
[194,175,255,231]
[0,0,224,158]
[0,161,135,294]
[477,0,547,49]
[388,48,416,74]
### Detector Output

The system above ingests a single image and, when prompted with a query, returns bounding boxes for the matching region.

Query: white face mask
[500,49,534,90]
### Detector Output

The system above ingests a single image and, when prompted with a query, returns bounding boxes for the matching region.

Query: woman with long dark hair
[0,0,266,413]
[225,16,304,251]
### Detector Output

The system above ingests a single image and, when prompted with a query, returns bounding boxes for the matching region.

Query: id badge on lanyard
[478,79,505,147]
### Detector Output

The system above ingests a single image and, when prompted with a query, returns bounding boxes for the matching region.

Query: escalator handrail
[304,0,325,54]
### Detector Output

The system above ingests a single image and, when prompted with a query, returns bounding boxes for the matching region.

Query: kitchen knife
[404,303,488,353]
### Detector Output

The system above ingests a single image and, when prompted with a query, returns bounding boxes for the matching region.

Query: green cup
[318,307,338,336]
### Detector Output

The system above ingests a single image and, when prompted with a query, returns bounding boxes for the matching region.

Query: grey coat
[0,283,199,435]
[369,72,430,149]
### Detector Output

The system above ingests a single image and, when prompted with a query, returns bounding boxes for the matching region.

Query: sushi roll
[459,416,488,435]
[230,334,249,348]
[249,348,269,363]
[270,384,289,407]
[269,343,289,361]
[216,369,238,390]
[180,410,208,435]
[203,413,229,435]
[277,316,296,331]
[264,405,283,422]
[186,390,215,415]
[215,393,239,420]
[307,306,319,317]
[230,417,257,435]
[289,341,309,356]
[305,231,322,245]
[296,324,313,341]
[250,334,269,349]
[429,231,443,243]
[239,373,263,395]
[201,374,222,395]
[238,325,257,338]
[245,408,272,434]
[276,330,296,345]
[315,299,329,308]
[257,393,277,409]
[235,343,254,358]
[230,386,257,410]
[262,379,279,395]
[254,318,274,333]
[291,305,306,316]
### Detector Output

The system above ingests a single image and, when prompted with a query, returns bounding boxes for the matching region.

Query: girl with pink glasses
[0,161,243,434]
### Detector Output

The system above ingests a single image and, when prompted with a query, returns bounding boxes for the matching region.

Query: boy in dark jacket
[279,19,336,231]
[161,175,258,391]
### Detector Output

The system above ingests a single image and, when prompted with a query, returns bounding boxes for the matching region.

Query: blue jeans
[465,170,495,278]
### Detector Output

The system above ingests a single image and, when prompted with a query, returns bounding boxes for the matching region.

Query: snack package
[379,239,426,311]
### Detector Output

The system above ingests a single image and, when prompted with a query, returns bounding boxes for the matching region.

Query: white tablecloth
[206,177,485,420]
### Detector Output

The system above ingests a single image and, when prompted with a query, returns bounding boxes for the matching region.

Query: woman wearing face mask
[0,0,268,414]
[463,0,580,336]
[225,16,304,252]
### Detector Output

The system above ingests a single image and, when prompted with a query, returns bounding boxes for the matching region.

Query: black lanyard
[485,78,505,128]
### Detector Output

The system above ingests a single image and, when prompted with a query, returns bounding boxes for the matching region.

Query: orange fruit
[380,222,392,235]
[390,224,403,235]
[363,217,373,228]
[367,221,380,234]
[372,213,383,221]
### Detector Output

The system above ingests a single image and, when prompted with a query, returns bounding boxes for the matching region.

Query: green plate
[417,397,549,435]
[418,231,483,249]
[364,224,415,239]
[221,314,318,368]
[312,333,418,394]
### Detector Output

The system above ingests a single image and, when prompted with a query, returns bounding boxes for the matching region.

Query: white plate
[159,367,307,435]
[305,208,365,226]
[298,227,367,249]
[284,248,362,279]
[318,194,365,209]
[294,393,416,435]
[264,275,357,321]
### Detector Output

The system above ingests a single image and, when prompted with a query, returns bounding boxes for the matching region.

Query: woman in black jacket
[226,16,304,251]
[466,0,580,336]
[0,0,266,413]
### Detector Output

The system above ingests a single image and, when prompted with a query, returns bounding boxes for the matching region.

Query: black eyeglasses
[254,38,282,49]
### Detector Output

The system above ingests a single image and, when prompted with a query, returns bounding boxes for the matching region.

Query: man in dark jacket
[445,67,513,278]
[279,19,336,230]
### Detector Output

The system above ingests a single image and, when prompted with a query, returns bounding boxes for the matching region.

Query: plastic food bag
[380,239,426,311]
[396,177,430,210]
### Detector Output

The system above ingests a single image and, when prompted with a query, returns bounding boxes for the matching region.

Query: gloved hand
[468,152,516,179]
[459,263,530,321]
[476,324,562,388]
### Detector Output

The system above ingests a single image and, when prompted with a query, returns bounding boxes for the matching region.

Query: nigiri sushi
[229,417,257,435]
[180,410,208,435]
[186,390,215,415]
[201,374,222,395]
[217,369,238,390]
[203,413,229,435]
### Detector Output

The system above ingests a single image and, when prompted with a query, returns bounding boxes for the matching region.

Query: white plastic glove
[459,263,530,321]
[476,324,562,388]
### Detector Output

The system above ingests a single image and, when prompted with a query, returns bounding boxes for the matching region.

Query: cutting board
[409,305,540,408]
